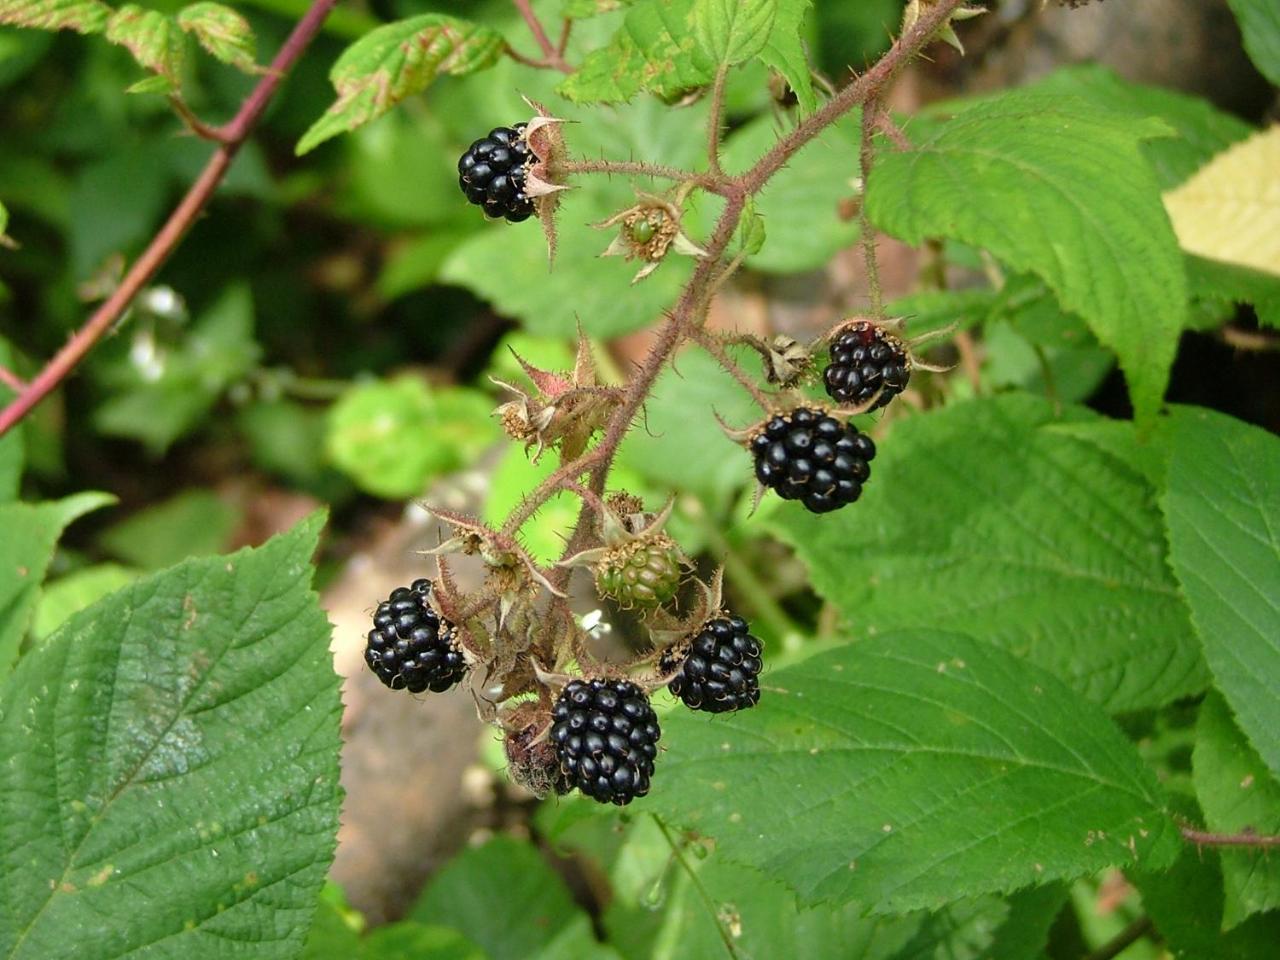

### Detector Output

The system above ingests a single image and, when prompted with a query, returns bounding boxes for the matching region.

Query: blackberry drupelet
[668,616,762,713]
[457,124,534,223]
[551,679,661,805]
[750,407,876,514]
[365,578,467,693]
[823,320,910,410]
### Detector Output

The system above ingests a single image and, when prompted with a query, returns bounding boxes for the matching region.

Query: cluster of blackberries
[364,579,467,693]
[751,407,876,513]
[823,320,910,410]
[457,124,534,222]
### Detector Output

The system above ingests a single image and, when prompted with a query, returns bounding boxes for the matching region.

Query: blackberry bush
[550,678,661,805]
[750,407,876,513]
[823,319,911,410]
[668,615,763,713]
[365,578,468,693]
[457,124,534,223]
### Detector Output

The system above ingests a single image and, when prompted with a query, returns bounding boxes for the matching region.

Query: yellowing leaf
[1164,126,1280,276]
[0,0,111,34]
[105,4,187,92]
[177,1,259,74]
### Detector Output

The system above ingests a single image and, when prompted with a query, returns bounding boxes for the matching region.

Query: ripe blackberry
[668,616,762,713]
[823,320,910,410]
[750,407,875,514]
[595,536,683,609]
[551,679,661,805]
[457,124,534,223]
[365,578,467,693]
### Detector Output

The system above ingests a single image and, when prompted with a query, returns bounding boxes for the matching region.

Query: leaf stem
[556,158,729,191]
[1082,916,1155,960]
[685,325,773,410]
[652,815,742,960]
[706,64,729,176]
[0,0,341,439]
[858,103,884,317]
[0,367,26,393]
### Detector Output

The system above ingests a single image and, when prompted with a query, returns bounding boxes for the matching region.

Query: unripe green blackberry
[595,535,683,609]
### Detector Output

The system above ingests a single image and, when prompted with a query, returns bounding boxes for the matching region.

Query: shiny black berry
[365,578,467,693]
[457,124,534,223]
[551,679,661,806]
[823,320,910,410]
[669,616,762,713]
[750,407,876,514]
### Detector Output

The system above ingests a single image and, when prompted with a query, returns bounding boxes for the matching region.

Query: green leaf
[1228,0,1280,85]
[648,630,1179,911]
[559,0,714,103]
[722,114,860,273]
[757,0,815,113]
[1186,255,1280,330]
[361,924,487,960]
[105,4,187,93]
[1020,65,1254,190]
[0,513,341,960]
[0,0,111,34]
[297,14,503,155]
[484,446,579,566]
[1193,693,1280,928]
[866,92,1186,424]
[0,492,114,682]
[177,2,258,73]
[1160,406,1280,779]
[410,835,604,960]
[32,564,139,641]
[692,0,775,65]
[325,378,498,499]
[773,394,1204,713]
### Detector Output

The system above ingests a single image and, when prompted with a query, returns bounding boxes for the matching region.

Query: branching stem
[0,0,340,438]
[686,325,774,410]
[1181,826,1280,848]
[511,0,572,72]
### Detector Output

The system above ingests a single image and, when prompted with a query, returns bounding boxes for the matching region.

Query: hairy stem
[858,103,884,317]
[0,0,340,438]
[706,64,730,176]
[557,158,728,191]
[685,325,773,410]
[1181,826,1280,848]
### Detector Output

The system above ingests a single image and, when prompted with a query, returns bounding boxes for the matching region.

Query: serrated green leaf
[325,378,498,499]
[297,14,503,155]
[1185,254,1280,329]
[558,0,714,103]
[1160,406,1280,780]
[1020,65,1254,190]
[0,492,114,682]
[722,113,860,273]
[758,0,815,113]
[1228,0,1280,85]
[0,0,111,34]
[32,564,139,640]
[410,835,605,960]
[105,4,187,92]
[177,2,258,73]
[648,630,1179,911]
[693,0,775,65]
[866,92,1187,424]
[773,394,1204,713]
[0,513,342,960]
[1193,693,1280,928]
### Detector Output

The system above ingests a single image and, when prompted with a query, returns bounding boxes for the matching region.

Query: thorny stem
[858,104,885,317]
[0,0,340,438]
[1180,826,1280,848]
[511,0,572,72]
[555,158,728,191]
[874,111,913,151]
[706,64,730,176]
[653,815,742,960]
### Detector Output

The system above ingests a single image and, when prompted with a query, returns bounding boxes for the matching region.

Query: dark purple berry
[457,124,534,223]
[823,320,910,410]
[750,407,875,513]
[551,679,660,806]
[365,579,467,693]
[668,616,762,713]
